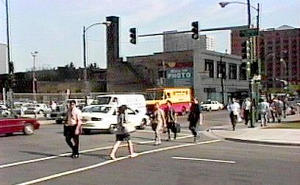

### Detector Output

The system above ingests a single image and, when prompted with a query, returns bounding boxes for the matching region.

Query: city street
[0,111,299,185]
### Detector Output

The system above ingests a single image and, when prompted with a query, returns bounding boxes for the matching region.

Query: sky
[0,0,299,72]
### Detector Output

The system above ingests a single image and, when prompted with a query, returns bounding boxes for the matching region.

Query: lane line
[172,156,236,164]
[16,139,221,185]
[0,134,194,169]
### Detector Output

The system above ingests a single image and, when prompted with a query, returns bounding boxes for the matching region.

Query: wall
[0,44,7,74]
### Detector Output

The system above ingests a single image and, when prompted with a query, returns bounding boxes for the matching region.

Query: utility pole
[219,56,225,105]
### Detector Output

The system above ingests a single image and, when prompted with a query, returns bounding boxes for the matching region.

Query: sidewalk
[207,114,300,146]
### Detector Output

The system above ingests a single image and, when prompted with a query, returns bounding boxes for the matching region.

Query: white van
[94,94,147,115]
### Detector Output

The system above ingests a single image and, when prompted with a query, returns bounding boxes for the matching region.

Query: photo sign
[166,68,193,87]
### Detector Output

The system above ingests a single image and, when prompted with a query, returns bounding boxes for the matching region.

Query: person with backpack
[109,105,138,160]
[165,100,177,141]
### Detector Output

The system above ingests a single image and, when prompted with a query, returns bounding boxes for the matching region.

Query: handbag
[123,122,136,133]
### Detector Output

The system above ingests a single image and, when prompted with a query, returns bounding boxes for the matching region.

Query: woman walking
[227,98,241,131]
[109,105,137,160]
[151,103,166,145]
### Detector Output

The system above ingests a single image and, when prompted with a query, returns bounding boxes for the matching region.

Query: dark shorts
[116,133,131,141]
[64,125,77,137]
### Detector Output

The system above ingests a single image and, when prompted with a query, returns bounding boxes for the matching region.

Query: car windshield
[95,97,111,105]
[145,91,164,100]
[202,101,212,104]
[82,106,111,113]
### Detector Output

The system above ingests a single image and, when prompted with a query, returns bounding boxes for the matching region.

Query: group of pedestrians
[227,96,289,131]
[63,97,204,160]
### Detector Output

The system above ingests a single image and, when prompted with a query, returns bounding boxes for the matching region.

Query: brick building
[231,25,300,88]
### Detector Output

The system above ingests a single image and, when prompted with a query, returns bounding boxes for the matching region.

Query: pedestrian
[275,98,284,123]
[64,100,82,158]
[165,100,177,141]
[151,102,166,145]
[188,98,202,142]
[242,98,251,126]
[109,105,137,160]
[258,98,270,127]
[227,98,241,131]
[269,99,276,122]
[50,100,57,111]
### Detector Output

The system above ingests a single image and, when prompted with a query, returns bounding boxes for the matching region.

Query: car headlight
[91,117,102,121]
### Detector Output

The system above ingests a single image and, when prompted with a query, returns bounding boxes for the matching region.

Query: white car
[81,105,149,134]
[24,104,51,115]
[200,100,224,111]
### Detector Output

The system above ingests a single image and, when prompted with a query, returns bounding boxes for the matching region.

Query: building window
[239,63,247,80]
[229,64,237,79]
[217,61,226,79]
[205,59,214,78]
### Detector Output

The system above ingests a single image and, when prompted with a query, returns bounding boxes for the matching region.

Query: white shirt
[228,102,240,115]
[242,100,251,110]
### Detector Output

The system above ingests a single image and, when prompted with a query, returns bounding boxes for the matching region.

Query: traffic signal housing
[250,62,259,77]
[191,21,199,40]
[241,40,250,59]
[8,61,14,74]
[129,28,136,44]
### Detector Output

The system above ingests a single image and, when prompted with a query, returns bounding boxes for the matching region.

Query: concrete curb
[207,129,300,147]
[224,137,300,147]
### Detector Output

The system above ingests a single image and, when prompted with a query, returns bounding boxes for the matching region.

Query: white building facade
[0,43,7,74]
[193,50,249,104]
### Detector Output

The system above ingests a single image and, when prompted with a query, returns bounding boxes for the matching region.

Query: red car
[0,116,40,135]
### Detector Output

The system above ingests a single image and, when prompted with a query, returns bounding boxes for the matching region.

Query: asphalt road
[0,110,299,185]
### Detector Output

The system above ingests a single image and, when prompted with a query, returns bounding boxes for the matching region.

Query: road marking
[0,134,194,169]
[0,145,126,169]
[172,156,236,164]
[16,139,221,185]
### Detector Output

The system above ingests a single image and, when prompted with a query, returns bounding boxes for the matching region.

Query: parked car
[24,104,51,115]
[0,105,10,116]
[50,104,67,124]
[81,105,150,134]
[200,100,224,111]
[0,116,40,135]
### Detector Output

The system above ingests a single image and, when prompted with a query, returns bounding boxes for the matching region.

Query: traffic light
[241,40,250,59]
[129,28,136,44]
[8,61,14,74]
[250,62,259,77]
[191,21,199,40]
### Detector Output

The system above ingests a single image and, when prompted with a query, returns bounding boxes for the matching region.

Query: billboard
[166,67,193,87]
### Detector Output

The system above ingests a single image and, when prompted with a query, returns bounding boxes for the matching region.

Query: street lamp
[83,21,111,105]
[218,55,227,104]
[31,51,38,102]
[219,0,260,128]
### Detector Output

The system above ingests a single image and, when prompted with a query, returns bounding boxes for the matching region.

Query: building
[0,43,7,74]
[231,25,300,88]
[126,33,248,104]
[193,50,248,103]
[163,31,215,52]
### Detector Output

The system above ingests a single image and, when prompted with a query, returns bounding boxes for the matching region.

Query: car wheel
[24,124,34,135]
[56,120,63,124]
[181,107,187,115]
[82,129,91,135]
[108,125,116,134]
[137,118,147,130]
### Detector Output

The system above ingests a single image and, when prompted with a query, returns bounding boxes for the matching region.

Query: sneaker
[73,154,79,159]
[193,137,197,143]
[130,153,138,158]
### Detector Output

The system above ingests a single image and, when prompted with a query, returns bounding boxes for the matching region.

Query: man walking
[258,98,270,127]
[227,98,240,131]
[64,100,82,158]
[242,98,251,126]
[188,98,201,142]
